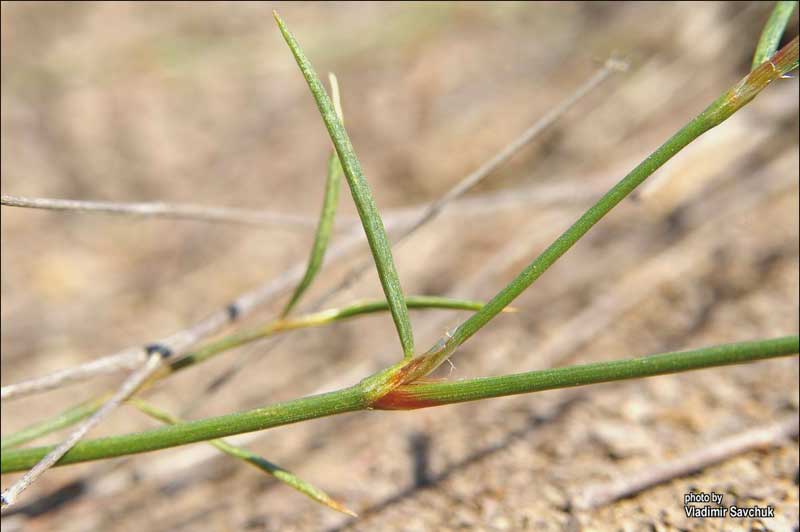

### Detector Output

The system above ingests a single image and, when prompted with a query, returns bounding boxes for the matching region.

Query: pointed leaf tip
[330,501,358,518]
[273,10,416,360]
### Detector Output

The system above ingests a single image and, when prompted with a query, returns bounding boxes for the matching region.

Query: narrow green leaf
[0,395,109,450]
[170,295,493,374]
[129,399,356,516]
[283,295,504,326]
[752,1,798,70]
[281,74,345,317]
[273,11,416,360]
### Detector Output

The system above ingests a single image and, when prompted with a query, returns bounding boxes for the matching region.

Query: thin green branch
[0,386,367,472]
[2,337,796,472]
[274,11,416,360]
[373,337,800,409]
[390,37,800,384]
[752,1,798,70]
[281,74,346,317]
[168,295,495,375]
[129,399,356,516]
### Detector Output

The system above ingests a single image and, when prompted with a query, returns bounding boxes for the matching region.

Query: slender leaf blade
[752,1,798,70]
[273,11,416,360]
[129,399,356,516]
[281,75,345,317]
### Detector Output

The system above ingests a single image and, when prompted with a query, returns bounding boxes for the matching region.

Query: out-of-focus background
[1,2,798,530]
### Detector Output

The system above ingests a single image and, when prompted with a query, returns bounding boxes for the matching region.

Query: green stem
[129,399,356,516]
[752,1,798,70]
[396,37,800,383]
[1,386,367,472]
[373,336,799,409]
[3,337,795,472]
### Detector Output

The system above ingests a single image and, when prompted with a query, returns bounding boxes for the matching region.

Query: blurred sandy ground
[1,2,798,531]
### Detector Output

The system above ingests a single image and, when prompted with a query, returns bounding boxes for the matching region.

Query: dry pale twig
[0,352,164,507]
[2,174,612,240]
[0,195,322,230]
[573,415,800,510]
[0,348,144,400]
